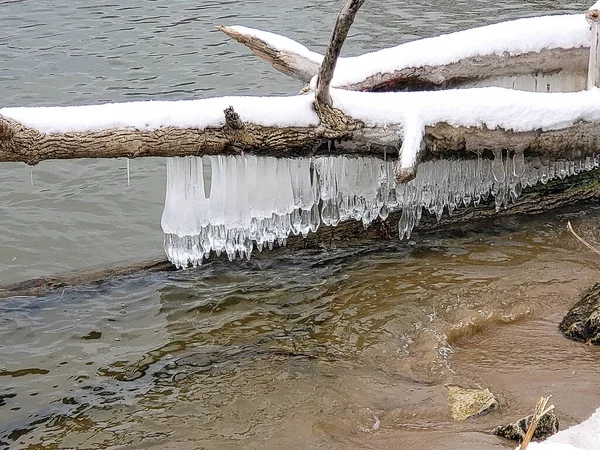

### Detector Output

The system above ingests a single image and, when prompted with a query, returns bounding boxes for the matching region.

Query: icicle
[126,158,131,186]
[492,149,505,183]
[161,153,600,266]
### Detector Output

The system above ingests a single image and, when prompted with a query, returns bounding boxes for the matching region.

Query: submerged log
[3,168,600,299]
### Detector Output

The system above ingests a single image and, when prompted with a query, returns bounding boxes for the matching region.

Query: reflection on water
[3,207,600,449]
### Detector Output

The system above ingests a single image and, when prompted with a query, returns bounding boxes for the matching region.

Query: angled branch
[316,0,366,105]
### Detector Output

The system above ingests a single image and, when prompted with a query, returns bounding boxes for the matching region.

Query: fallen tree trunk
[3,93,600,182]
[218,15,590,92]
[3,167,599,300]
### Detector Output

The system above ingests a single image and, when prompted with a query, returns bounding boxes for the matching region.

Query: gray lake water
[1,1,599,449]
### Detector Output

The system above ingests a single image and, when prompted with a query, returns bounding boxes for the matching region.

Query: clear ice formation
[161,153,600,268]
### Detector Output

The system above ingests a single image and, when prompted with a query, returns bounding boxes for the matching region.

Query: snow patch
[229,25,323,64]
[331,87,600,172]
[0,95,319,133]
[331,14,591,87]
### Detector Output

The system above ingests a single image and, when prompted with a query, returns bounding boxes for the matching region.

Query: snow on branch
[220,14,591,91]
[2,87,600,182]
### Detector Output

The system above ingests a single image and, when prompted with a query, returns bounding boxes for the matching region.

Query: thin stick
[519,396,554,450]
[315,0,366,106]
[567,221,600,257]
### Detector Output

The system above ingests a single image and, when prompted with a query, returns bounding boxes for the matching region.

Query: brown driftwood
[217,25,589,92]
[3,167,599,300]
[2,111,600,172]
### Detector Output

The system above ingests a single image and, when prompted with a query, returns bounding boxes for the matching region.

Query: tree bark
[315,0,365,105]
[2,111,600,173]
[215,25,322,83]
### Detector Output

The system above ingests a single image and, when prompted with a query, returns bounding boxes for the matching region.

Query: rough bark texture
[340,48,588,92]
[316,0,365,105]
[3,111,600,171]
[420,122,600,163]
[0,107,364,165]
[3,168,599,299]
[218,25,589,92]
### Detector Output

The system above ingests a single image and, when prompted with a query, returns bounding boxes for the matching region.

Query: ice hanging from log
[161,154,600,268]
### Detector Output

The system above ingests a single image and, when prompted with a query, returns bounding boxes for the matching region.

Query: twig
[519,396,554,450]
[567,221,600,257]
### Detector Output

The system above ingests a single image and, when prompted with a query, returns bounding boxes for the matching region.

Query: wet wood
[218,24,589,92]
[3,168,599,300]
[0,258,175,299]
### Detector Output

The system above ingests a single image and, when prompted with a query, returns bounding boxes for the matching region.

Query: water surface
[1,1,598,449]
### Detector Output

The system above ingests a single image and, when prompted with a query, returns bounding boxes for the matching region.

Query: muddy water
[2,0,600,448]
[2,207,600,449]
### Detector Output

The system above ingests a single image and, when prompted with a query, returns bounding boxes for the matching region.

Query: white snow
[519,407,600,450]
[228,25,323,65]
[590,1,600,11]
[330,87,600,171]
[233,15,589,88]
[3,86,600,175]
[331,14,591,88]
[230,15,590,88]
[0,95,319,133]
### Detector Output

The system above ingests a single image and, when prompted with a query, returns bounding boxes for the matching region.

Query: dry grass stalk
[567,221,600,257]
[519,396,555,450]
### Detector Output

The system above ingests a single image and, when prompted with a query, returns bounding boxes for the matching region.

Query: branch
[567,220,600,256]
[216,25,321,83]
[219,24,588,92]
[316,0,366,105]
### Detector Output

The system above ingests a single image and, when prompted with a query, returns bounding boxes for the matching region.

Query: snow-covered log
[3,87,600,183]
[219,14,591,92]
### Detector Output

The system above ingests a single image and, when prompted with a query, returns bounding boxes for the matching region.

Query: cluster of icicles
[161,153,600,268]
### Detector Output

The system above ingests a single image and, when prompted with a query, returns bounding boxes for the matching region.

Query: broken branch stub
[587,3,600,89]
[315,0,366,106]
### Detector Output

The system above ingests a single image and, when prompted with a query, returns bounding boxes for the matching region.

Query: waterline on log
[161,154,600,269]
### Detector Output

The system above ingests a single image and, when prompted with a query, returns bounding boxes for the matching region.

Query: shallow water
[1,0,599,449]
[3,208,600,449]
